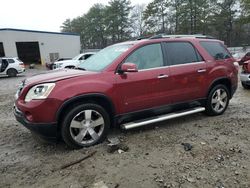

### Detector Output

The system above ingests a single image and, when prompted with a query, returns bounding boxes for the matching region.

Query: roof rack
[149,34,215,39]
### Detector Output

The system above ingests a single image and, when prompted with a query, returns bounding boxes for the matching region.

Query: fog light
[25,111,33,122]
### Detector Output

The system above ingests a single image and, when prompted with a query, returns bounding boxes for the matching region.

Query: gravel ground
[0,69,250,188]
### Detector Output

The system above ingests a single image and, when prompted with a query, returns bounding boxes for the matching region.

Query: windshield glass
[78,44,132,71]
[72,54,83,60]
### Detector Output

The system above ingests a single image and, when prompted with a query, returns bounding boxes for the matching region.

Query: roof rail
[149,34,215,39]
[136,36,149,40]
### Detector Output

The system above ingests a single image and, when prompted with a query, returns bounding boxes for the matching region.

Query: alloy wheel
[69,109,105,145]
[211,88,228,113]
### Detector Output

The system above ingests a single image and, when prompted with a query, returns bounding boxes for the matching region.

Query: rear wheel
[7,68,17,77]
[241,82,250,89]
[61,103,110,149]
[205,84,230,116]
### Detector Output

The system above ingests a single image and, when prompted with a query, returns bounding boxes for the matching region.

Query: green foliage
[61,0,250,48]
[143,0,170,34]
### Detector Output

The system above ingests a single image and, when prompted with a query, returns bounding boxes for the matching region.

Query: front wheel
[61,103,110,149]
[205,84,230,116]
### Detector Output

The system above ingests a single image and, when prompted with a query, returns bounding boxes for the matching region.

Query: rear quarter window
[200,41,231,60]
[7,59,15,63]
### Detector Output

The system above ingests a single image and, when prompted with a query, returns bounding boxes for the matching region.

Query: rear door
[163,41,207,103]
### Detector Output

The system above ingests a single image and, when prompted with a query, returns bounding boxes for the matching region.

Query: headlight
[25,83,55,102]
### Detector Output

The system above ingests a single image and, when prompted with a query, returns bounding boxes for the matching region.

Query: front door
[115,43,171,114]
[0,59,9,73]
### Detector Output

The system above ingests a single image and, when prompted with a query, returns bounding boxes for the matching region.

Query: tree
[61,19,73,32]
[169,0,183,34]
[143,0,170,34]
[60,0,249,49]
[130,4,146,37]
[210,0,238,46]
[84,4,107,49]
[105,0,132,43]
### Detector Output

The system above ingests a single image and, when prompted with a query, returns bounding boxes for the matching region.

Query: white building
[0,28,81,64]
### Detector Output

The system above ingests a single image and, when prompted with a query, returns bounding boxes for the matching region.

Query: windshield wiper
[75,67,86,71]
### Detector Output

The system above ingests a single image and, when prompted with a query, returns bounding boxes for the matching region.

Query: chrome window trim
[168,61,206,68]
[138,61,206,72]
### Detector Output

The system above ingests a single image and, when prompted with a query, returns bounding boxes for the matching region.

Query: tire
[61,103,110,149]
[7,68,17,77]
[205,84,230,116]
[241,82,250,89]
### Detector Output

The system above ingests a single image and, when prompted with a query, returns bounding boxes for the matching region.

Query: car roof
[80,52,96,55]
[113,35,221,47]
[1,57,18,59]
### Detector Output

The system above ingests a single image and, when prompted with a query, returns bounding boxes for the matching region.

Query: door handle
[157,74,169,79]
[197,69,207,73]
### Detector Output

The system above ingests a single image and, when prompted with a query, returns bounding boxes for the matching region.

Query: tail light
[243,63,250,73]
[19,63,25,68]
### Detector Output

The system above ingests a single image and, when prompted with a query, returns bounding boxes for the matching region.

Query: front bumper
[14,105,58,140]
[240,72,250,85]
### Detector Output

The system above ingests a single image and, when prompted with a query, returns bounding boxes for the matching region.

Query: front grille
[52,64,57,70]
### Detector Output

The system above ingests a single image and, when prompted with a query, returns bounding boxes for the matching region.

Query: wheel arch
[56,93,116,131]
[207,77,232,98]
[6,68,18,76]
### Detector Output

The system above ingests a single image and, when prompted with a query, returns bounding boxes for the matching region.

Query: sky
[0,0,151,32]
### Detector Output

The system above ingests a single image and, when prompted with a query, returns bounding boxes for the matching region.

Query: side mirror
[120,63,138,73]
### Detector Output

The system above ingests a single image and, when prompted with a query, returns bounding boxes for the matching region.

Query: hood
[25,69,96,85]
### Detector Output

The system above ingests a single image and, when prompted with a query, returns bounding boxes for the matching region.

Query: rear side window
[84,54,93,60]
[200,41,231,60]
[7,59,15,63]
[164,42,203,66]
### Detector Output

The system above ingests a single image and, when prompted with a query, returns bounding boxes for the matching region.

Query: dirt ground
[0,69,250,188]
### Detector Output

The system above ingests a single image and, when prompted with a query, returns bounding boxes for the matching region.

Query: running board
[121,107,205,130]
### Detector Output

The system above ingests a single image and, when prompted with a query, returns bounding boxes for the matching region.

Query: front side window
[124,43,164,70]
[200,41,231,60]
[164,42,202,66]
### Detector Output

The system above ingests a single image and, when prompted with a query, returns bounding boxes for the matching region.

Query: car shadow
[0,75,26,80]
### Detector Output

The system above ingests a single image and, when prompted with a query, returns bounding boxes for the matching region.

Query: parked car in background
[46,58,72,70]
[232,52,245,61]
[0,57,25,77]
[233,52,250,65]
[14,35,238,149]
[238,52,250,65]
[240,60,250,89]
[52,52,96,70]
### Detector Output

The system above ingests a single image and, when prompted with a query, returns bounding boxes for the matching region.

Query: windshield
[78,44,132,71]
[72,54,83,60]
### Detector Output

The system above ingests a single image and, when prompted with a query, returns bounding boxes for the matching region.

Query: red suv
[14,35,238,148]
